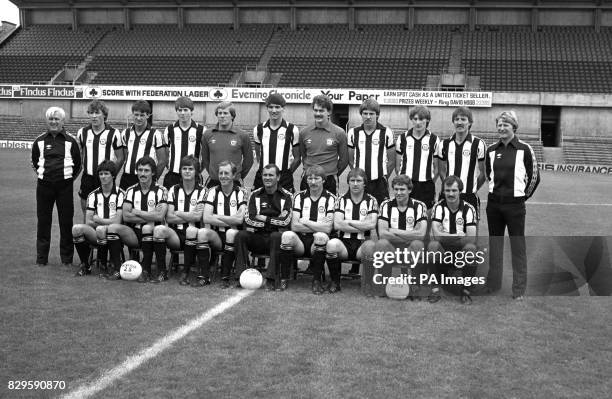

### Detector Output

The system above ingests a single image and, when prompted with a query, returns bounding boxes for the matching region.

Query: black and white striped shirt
[86,186,125,219]
[203,185,247,232]
[379,198,427,230]
[163,120,205,174]
[396,128,440,182]
[123,184,167,230]
[439,133,486,194]
[432,199,476,234]
[334,193,378,240]
[348,123,395,180]
[31,129,81,182]
[77,124,123,176]
[254,119,299,172]
[121,125,166,175]
[486,136,540,199]
[292,189,336,236]
[167,184,206,231]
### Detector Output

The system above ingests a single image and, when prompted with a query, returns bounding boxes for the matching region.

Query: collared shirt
[32,129,81,182]
[202,124,253,181]
[379,197,427,230]
[121,124,166,175]
[432,199,477,234]
[348,122,395,180]
[203,184,247,232]
[167,183,206,231]
[254,119,299,172]
[86,185,125,219]
[334,192,378,240]
[245,187,293,233]
[439,132,486,194]
[396,128,440,182]
[163,120,205,174]
[77,124,123,177]
[123,183,168,230]
[486,136,540,199]
[299,122,348,176]
[292,189,336,237]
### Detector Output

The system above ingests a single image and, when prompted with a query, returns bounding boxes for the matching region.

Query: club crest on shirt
[456,217,464,225]
[190,198,197,206]
[189,135,196,142]
[326,139,334,146]
[147,199,155,207]
[360,209,367,216]
[230,140,237,146]
[230,200,237,207]
[318,206,325,213]
[109,201,116,210]
[462,149,471,157]
[407,216,414,225]
[372,138,380,145]
[421,143,430,151]
[278,133,285,140]
[100,138,107,145]
[140,137,147,145]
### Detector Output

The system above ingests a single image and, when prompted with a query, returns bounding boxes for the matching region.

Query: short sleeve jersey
[379,198,427,230]
[124,184,168,230]
[334,193,378,240]
[431,199,476,234]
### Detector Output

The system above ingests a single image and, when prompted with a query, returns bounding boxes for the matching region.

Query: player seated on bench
[278,165,336,295]
[427,175,478,304]
[153,155,206,287]
[198,160,247,289]
[106,156,168,282]
[234,164,293,290]
[325,168,377,293]
[366,174,427,297]
[72,160,125,277]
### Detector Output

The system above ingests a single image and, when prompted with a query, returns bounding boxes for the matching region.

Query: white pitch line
[61,289,254,399]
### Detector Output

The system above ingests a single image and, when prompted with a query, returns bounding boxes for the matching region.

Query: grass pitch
[1,149,611,399]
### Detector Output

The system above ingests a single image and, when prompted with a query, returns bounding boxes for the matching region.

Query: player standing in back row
[253,93,300,192]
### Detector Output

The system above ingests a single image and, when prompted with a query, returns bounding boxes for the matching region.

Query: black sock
[107,233,122,272]
[141,234,154,274]
[311,243,327,282]
[196,241,210,278]
[326,253,341,285]
[183,238,197,275]
[279,244,293,280]
[96,239,108,266]
[73,236,90,266]
[153,238,166,273]
[221,242,235,280]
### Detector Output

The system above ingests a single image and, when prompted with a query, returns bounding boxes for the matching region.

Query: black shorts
[340,237,364,261]
[365,177,389,205]
[298,233,315,258]
[120,173,139,190]
[254,169,294,193]
[410,180,436,208]
[126,226,143,247]
[172,228,187,250]
[79,174,100,200]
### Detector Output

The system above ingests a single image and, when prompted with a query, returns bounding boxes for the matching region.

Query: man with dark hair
[162,97,206,189]
[199,160,247,289]
[438,106,486,218]
[32,106,81,267]
[299,95,348,194]
[253,93,300,192]
[348,98,395,204]
[279,165,335,294]
[428,175,479,304]
[72,160,125,277]
[76,100,124,217]
[396,105,441,209]
[120,100,167,190]
[325,168,378,293]
[106,156,168,281]
[153,155,207,286]
[202,101,253,188]
[234,164,293,290]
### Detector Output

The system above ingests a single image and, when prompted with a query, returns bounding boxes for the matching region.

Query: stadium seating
[562,137,612,165]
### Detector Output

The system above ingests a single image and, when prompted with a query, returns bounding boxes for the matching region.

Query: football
[239,268,263,290]
[385,281,410,300]
[120,260,142,281]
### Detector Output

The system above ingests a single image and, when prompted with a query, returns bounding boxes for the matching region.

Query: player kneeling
[153,156,207,286]
[279,166,335,294]
[366,175,427,297]
[106,156,168,281]
[72,160,125,277]
[325,168,378,293]
[428,175,478,304]
[198,161,247,289]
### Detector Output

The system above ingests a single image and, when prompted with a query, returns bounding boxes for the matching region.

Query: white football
[120,260,142,281]
[385,281,410,300]
[240,268,263,290]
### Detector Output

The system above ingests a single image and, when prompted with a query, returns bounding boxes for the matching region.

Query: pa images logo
[212,88,228,101]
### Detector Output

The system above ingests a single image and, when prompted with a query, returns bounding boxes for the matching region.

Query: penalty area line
[61,289,254,399]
